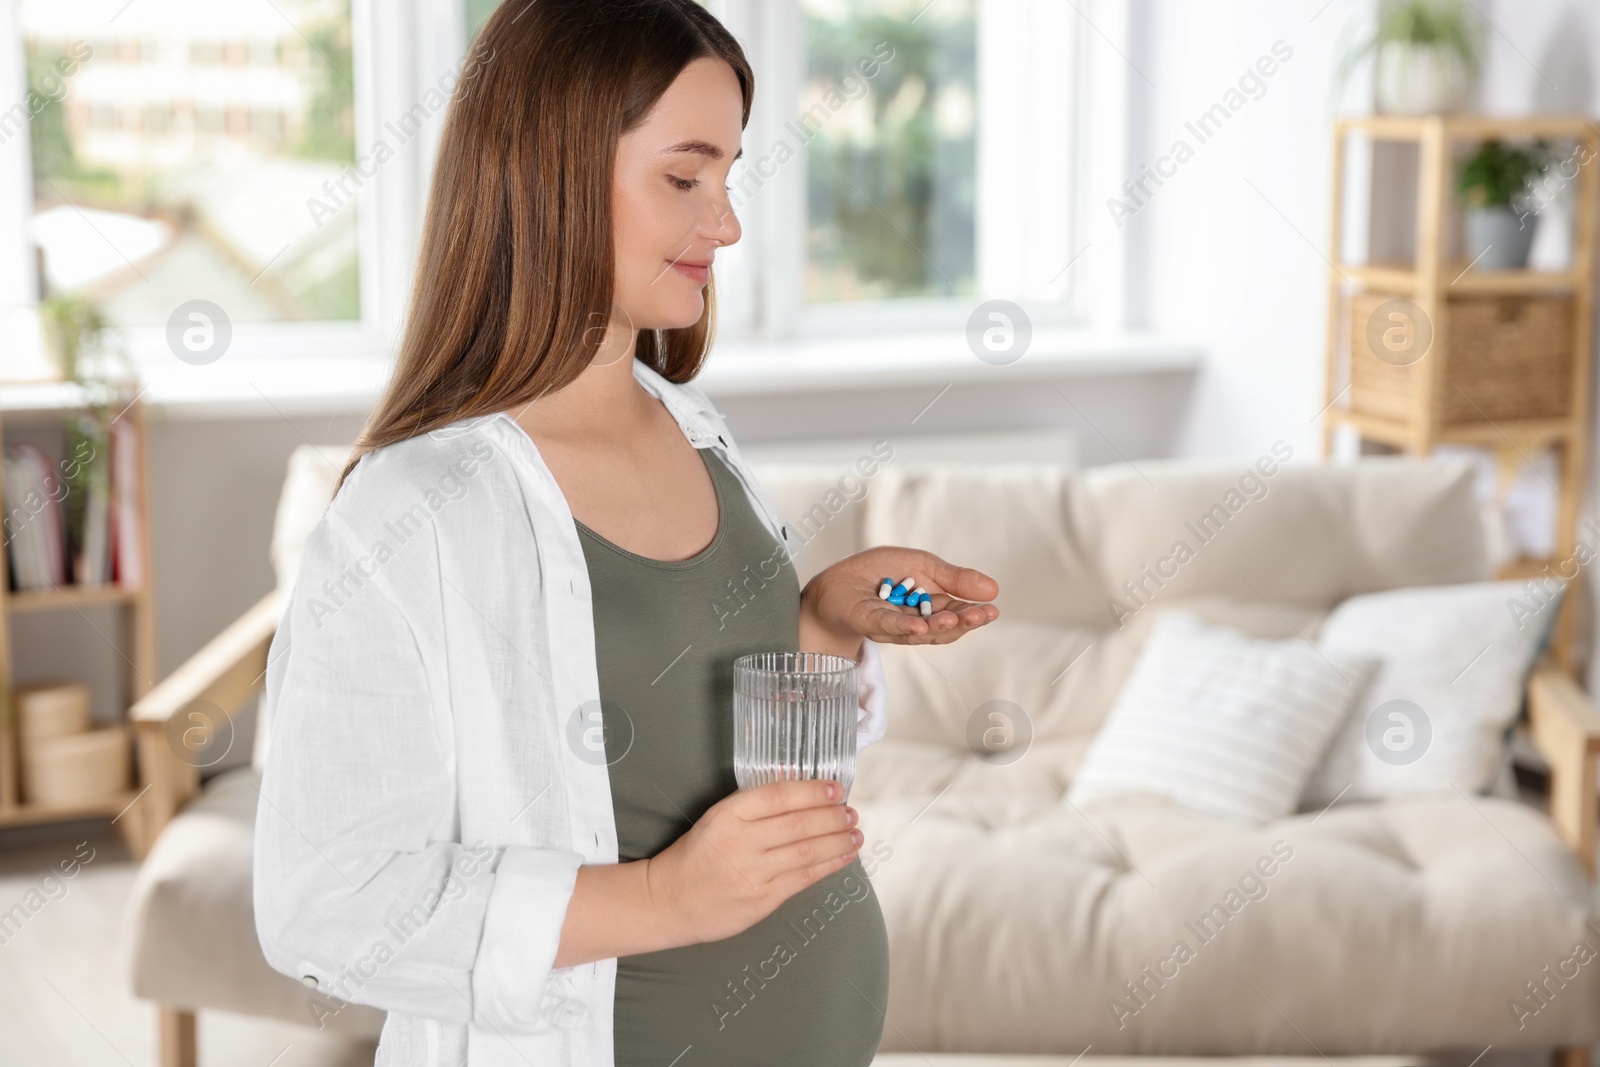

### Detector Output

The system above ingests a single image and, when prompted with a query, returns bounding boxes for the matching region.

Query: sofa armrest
[130,591,282,844]
[1527,656,1600,873]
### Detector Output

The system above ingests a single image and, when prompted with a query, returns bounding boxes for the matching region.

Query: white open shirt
[254,358,889,1066]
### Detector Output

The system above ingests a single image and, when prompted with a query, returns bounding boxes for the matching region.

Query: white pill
[919,598,933,617]
[878,580,893,600]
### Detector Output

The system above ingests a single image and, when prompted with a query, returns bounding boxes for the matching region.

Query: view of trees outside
[466,0,503,43]
[802,0,976,303]
[22,0,359,326]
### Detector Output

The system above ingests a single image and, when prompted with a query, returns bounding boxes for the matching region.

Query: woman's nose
[704,191,741,247]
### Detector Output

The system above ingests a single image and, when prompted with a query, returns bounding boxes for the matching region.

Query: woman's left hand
[799,547,1000,655]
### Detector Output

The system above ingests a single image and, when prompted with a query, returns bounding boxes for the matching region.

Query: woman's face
[611,57,744,333]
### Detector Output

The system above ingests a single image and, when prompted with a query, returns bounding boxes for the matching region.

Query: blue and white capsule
[881,576,932,612]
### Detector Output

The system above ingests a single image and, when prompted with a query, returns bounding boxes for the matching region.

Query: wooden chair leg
[1553,1047,1593,1067]
[158,1006,196,1067]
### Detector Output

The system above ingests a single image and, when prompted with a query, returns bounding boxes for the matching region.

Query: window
[800,0,978,304]
[0,0,1114,383]
[17,0,360,328]
[708,0,1091,339]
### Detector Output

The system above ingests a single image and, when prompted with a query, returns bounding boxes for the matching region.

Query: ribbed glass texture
[732,651,858,803]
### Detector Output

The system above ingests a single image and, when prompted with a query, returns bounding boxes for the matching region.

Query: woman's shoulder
[285,413,531,614]
[330,413,525,523]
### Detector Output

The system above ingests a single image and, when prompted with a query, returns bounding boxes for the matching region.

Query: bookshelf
[1321,114,1600,672]
[0,381,157,854]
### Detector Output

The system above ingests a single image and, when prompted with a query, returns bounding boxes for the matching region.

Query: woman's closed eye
[668,175,700,191]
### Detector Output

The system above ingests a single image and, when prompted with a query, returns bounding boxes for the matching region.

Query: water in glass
[732,651,858,802]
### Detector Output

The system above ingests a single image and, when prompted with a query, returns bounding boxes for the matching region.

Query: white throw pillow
[1067,612,1375,825]
[1300,580,1563,806]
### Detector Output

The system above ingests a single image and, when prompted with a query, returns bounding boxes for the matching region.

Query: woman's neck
[511,322,653,444]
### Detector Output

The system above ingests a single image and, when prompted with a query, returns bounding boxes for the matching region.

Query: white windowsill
[702,329,1201,396]
[5,329,1202,420]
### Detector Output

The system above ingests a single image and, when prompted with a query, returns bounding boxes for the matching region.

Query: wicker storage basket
[22,725,130,807]
[16,681,91,745]
[1349,291,1574,425]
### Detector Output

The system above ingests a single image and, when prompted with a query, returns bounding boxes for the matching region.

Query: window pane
[802,0,976,303]
[465,0,503,42]
[21,0,360,326]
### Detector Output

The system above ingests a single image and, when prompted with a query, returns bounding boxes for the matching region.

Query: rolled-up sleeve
[855,637,889,751]
[253,513,583,1034]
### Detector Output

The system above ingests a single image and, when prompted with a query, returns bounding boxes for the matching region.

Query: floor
[0,820,375,1067]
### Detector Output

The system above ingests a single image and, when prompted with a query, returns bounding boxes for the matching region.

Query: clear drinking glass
[733,651,858,803]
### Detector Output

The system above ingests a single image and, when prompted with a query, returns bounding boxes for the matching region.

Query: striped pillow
[1068,612,1375,825]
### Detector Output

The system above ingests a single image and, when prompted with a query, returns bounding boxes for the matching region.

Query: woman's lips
[670,260,710,284]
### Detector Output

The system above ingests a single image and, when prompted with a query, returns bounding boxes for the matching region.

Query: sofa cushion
[1079,456,1489,620]
[124,766,385,1039]
[862,464,1107,627]
[857,790,1600,1053]
[1304,580,1564,805]
[1068,613,1374,824]
[853,598,1329,805]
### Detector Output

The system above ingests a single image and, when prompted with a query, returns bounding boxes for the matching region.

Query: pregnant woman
[253,2,999,1065]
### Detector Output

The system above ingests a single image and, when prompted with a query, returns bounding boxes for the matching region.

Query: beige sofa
[125,447,1600,1066]
[766,454,1600,1060]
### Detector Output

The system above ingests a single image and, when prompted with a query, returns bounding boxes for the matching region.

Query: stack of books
[3,418,143,592]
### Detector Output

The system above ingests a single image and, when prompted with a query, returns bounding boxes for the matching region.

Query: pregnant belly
[612,855,889,1067]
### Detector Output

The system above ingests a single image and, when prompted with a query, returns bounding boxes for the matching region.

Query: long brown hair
[336,0,754,492]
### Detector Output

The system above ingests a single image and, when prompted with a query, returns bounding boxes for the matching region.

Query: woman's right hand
[644,779,862,945]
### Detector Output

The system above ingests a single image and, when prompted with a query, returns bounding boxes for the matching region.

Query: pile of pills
[878,576,933,617]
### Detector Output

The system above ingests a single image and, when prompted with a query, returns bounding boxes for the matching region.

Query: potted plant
[39,295,133,586]
[1338,0,1480,115]
[1457,139,1550,270]
[41,295,111,385]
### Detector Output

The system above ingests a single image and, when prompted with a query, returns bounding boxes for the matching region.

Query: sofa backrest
[269,443,1488,802]
[749,454,1489,802]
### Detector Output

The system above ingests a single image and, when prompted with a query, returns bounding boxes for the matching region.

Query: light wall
[1124,0,1365,463]
[1128,0,1598,462]
[1126,0,1600,679]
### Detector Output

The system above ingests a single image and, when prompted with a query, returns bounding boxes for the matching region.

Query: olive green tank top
[575,445,889,1067]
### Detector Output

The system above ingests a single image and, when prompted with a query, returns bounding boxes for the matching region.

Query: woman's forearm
[552,859,692,969]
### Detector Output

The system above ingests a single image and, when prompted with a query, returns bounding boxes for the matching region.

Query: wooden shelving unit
[0,382,157,852]
[1322,115,1600,671]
